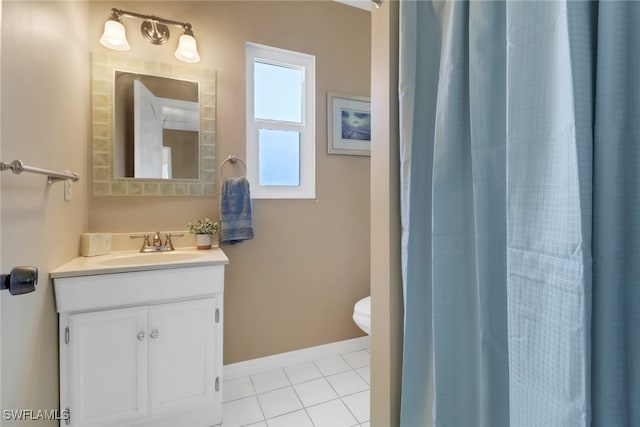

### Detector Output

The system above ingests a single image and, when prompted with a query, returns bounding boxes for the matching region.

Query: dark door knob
[1,266,38,295]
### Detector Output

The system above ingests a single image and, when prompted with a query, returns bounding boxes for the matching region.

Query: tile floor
[222,347,370,427]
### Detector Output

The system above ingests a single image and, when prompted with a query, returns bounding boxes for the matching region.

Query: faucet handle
[164,233,184,250]
[130,234,151,252]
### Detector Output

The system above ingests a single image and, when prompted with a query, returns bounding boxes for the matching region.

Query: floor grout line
[281,367,317,427]
[248,374,267,426]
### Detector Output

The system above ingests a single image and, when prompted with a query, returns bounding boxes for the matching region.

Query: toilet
[353,296,371,335]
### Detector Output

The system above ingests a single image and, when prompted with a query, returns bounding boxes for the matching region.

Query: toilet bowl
[353,296,371,335]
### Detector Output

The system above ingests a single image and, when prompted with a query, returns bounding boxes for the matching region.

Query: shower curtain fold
[399,1,640,426]
[400,2,510,426]
[592,3,640,425]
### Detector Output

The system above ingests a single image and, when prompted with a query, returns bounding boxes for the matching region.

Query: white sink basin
[97,251,204,267]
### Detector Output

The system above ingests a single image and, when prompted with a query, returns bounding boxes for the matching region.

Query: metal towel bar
[0,159,80,184]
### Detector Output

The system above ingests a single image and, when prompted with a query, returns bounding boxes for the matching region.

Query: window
[246,42,315,199]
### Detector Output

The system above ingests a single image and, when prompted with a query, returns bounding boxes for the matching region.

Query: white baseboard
[223,336,371,380]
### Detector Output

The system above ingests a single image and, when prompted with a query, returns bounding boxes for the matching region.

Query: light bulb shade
[175,34,200,63]
[100,20,130,51]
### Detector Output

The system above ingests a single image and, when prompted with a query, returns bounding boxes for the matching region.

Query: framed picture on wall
[327,92,371,156]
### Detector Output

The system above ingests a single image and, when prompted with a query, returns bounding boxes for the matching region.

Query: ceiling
[334,0,372,12]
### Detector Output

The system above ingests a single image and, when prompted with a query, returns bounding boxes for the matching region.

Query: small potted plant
[187,217,220,250]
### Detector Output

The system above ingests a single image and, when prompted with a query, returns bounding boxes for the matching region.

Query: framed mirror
[92,52,216,196]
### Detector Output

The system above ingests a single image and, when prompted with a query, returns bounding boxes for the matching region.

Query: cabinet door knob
[137,331,145,341]
[150,329,159,339]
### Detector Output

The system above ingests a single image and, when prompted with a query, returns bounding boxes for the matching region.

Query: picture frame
[327,92,371,156]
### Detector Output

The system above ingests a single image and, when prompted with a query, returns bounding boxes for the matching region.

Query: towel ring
[220,155,247,178]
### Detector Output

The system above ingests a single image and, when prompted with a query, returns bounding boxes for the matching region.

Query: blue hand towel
[220,176,254,244]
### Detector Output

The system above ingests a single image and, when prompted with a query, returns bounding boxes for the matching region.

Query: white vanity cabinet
[51,249,228,427]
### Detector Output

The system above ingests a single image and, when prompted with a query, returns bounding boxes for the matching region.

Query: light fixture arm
[109,8,193,31]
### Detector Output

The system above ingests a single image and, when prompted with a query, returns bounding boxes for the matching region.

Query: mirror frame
[92,52,216,196]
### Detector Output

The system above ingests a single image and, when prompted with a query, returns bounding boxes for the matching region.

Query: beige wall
[1,1,90,425]
[87,1,371,363]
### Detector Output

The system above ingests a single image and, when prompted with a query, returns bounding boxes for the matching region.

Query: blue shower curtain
[399,1,640,426]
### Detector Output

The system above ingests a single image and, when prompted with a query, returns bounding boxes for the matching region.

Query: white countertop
[50,247,228,279]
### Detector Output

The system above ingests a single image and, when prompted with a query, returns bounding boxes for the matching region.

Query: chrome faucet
[131,231,184,253]
[152,231,163,247]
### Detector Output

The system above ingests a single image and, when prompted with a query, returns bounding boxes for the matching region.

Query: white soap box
[80,233,112,257]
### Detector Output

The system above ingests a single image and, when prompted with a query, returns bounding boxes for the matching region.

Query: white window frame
[245,42,316,199]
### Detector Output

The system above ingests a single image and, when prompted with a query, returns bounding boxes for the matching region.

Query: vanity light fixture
[99,9,130,51]
[174,24,201,63]
[99,8,200,63]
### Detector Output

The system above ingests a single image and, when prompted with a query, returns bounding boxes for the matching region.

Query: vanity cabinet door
[148,298,218,415]
[68,306,149,426]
